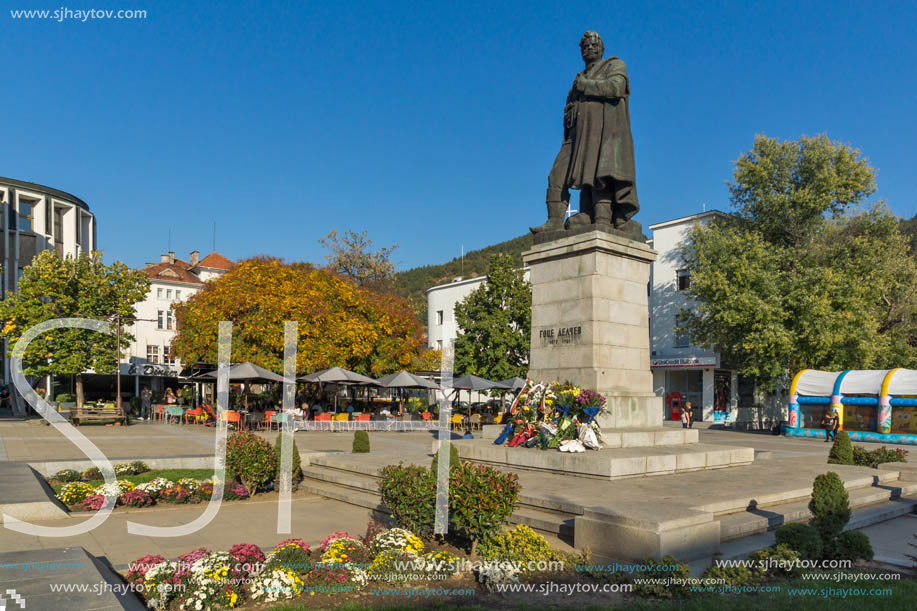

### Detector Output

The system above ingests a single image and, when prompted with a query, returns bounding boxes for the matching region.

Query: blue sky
[2,0,915,271]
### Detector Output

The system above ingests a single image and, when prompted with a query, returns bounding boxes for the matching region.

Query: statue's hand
[563,102,575,128]
[573,74,589,94]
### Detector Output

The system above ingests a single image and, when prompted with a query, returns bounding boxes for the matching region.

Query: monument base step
[453,438,752,480]
[481,424,698,447]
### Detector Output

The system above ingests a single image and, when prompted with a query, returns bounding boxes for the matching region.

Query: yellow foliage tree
[171,257,425,376]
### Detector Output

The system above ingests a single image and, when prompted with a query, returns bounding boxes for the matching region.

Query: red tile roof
[140,260,203,285]
[198,252,234,270]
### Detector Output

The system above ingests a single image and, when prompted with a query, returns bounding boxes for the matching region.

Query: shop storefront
[651,355,737,422]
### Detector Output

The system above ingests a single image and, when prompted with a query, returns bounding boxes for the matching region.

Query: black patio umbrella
[375,371,440,415]
[451,374,503,420]
[496,377,527,391]
[203,362,285,411]
[299,367,379,412]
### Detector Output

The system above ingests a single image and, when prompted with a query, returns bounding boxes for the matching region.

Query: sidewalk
[0,493,375,569]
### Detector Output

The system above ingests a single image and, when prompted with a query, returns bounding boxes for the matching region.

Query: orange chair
[184,407,203,425]
[263,410,277,431]
[315,413,332,431]
[420,411,432,429]
[354,413,371,430]
[220,410,242,430]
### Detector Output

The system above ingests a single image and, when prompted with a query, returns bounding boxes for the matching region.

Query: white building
[648,211,739,423]
[0,177,97,385]
[122,250,233,395]
[426,270,531,352]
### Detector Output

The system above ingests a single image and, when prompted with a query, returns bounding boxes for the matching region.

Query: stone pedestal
[523,229,662,429]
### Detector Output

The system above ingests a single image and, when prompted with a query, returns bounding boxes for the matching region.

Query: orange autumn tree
[171,257,425,376]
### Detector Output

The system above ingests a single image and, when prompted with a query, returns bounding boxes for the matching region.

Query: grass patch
[49,468,215,494]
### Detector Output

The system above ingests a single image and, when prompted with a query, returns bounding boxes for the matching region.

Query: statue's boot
[530,200,567,234]
[595,200,613,225]
[564,212,592,228]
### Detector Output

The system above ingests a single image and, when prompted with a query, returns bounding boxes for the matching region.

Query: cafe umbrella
[299,367,379,413]
[451,374,505,420]
[202,362,285,411]
[375,371,440,415]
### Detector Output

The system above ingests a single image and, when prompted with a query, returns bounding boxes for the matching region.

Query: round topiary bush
[809,471,851,546]
[352,430,370,453]
[226,432,278,495]
[828,431,854,465]
[834,530,874,562]
[775,523,823,560]
[430,442,459,473]
[274,433,302,487]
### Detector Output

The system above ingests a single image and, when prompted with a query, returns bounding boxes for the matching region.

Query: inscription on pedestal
[539,325,583,346]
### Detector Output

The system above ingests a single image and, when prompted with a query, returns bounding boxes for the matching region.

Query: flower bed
[494,380,607,452]
[125,521,581,609]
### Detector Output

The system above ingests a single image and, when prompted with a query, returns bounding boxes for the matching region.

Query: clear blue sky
[3,0,915,271]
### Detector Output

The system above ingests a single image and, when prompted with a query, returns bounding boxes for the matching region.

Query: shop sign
[651,355,719,369]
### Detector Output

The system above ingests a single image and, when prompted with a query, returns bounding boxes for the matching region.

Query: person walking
[140,385,152,421]
[681,402,691,429]
[685,401,695,428]
[822,412,837,441]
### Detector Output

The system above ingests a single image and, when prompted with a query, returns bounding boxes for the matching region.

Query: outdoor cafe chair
[420,411,433,429]
[450,414,464,431]
[269,412,290,431]
[470,414,482,431]
[262,410,277,431]
[333,412,351,432]
[353,413,371,431]
[219,410,242,431]
[184,407,203,425]
[314,413,332,431]
[494,412,503,425]
[165,406,184,424]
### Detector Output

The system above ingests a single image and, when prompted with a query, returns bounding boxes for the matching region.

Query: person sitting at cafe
[462,427,474,440]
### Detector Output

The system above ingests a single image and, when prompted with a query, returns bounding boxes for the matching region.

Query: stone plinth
[523,230,661,429]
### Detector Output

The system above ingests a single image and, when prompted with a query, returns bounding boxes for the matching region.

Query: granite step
[301,465,381,494]
[299,479,387,513]
[717,497,917,562]
[717,480,917,541]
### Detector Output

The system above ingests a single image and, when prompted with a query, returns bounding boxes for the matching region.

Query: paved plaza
[0,418,914,572]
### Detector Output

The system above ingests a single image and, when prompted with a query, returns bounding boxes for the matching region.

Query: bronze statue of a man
[531,31,639,234]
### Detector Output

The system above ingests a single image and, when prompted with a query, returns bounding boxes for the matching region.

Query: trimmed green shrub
[631,556,691,599]
[448,462,520,545]
[273,433,303,487]
[352,430,370,453]
[54,469,81,483]
[430,442,459,472]
[809,471,851,548]
[55,393,75,403]
[853,445,909,468]
[748,544,802,577]
[775,523,823,560]
[828,431,854,465]
[703,563,761,587]
[835,530,874,562]
[226,432,277,494]
[478,524,560,566]
[379,464,436,538]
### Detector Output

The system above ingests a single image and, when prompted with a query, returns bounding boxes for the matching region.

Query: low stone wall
[28,452,318,477]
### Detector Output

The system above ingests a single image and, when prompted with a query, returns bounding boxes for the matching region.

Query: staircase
[301,452,917,557]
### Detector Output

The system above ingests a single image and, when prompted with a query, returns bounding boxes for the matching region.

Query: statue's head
[580,31,604,62]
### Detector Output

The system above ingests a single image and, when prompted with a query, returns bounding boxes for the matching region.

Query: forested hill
[393,233,533,320]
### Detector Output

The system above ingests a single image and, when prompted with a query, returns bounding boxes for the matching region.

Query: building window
[163,345,176,365]
[166,311,174,330]
[677,270,691,291]
[146,345,160,364]
[436,310,444,325]
[53,207,64,255]
[157,288,163,299]
[674,318,690,348]
[166,289,172,299]
[175,290,181,300]
[157,310,164,329]
[436,340,443,350]
[17,200,35,232]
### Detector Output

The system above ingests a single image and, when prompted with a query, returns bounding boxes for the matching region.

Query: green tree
[454,253,531,381]
[680,135,917,388]
[0,251,150,408]
[319,229,397,291]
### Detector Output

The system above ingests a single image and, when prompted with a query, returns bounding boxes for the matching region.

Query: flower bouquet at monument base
[494,380,606,451]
